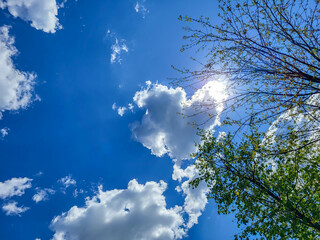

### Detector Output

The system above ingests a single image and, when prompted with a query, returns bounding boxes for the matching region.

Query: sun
[203,79,228,103]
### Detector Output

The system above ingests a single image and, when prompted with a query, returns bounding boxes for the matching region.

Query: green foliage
[176,0,320,238]
[191,129,320,239]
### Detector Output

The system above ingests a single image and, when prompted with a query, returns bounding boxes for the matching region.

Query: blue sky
[0,0,239,239]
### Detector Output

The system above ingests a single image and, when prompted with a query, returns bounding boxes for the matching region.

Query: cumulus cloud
[131,81,226,160]
[0,0,64,33]
[0,177,32,199]
[2,201,29,216]
[51,179,185,240]
[58,175,76,189]
[107,30,128,64]
[32,188,55,203]
[0,25,36,118]
[173,163,209,228]
[134,1,148,18]
[128,81,226,229]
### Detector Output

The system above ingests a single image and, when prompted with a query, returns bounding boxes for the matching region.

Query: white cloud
[117,106,127,116]
[261,94,320,173]
[0,25,36,117]
[0,0,64,33]
[58,175,76,189]
[266,93,320,145]
[32,188,55,203]
[128,81,226,230]
[73,188,84,198]
[134,1,148,18]
[50,179,185,240]
[131,81,226,160]
[134,2,139,12]
[59,0,67,8]
[0,177,32,199]
[110,38,128,64]
[112,103,134,116]
[0,127,9,138]
[2,201,29,216]
[145,80,151,86]
[35,171,43,177]
[107,30,128,64]
[128,103,134,110]
[173,162,209,228]
[112,102,117,110]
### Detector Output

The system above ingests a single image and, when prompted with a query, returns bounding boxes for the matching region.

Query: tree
[174,0,320,238]
[191,128,320,239]
[174,0,320,150]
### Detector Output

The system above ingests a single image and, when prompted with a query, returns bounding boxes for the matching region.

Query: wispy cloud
[134,0,149,18]
[32,188,55,203]
[117,106,127,116]
[107,30,129,64]
[73,188,84,198]
[58,175,76,189]
[2,201,29,216]
[112,102,134,117]
[110,38,128,64]
[0,127,9,138]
